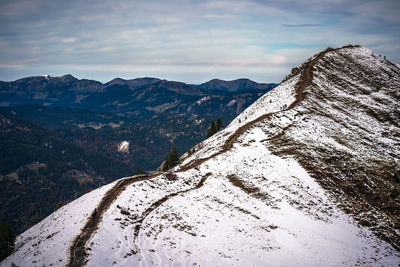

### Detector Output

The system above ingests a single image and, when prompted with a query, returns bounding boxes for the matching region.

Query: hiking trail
[67,46,339,266]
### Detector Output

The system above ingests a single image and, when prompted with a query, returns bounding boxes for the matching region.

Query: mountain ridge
[1,75,275,94]
[199,78,278,92]
[105,77,161,89]
[1,75,276,120]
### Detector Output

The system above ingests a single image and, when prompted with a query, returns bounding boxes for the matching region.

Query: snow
[300,46,400,162]
[86,124,399,266]
[1,180,119,267]
[196,96,211,105]
[179,72,300,167]
[118,140,130,153]
[227,99,236,107]
[83,45,400,265]
[229,73,300,130]
[85,169,204,266]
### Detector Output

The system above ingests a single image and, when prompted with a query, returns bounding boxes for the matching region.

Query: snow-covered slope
[2,45,400,266]
[0,180,118,267]
[266,46,400,249]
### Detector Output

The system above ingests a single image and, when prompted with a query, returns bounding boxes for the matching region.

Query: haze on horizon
[0,0,399,84]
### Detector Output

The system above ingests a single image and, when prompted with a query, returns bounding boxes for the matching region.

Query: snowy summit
[2,45,400,267]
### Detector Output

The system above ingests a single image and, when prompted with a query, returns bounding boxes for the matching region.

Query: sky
[0,0,399,84]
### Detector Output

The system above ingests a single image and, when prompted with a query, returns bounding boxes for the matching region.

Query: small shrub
[206,120,217,138]
[136,167,144,175]
[189,148,195,155]
[120,208,130,216]
[162,145,179,171]
[165,172,178,181]
[359,220,370,227]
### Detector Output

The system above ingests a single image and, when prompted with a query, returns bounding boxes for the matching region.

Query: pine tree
[0,221,15,261]
[206,120,217,138]
[216,117,223,131]
[167,145,179,169]
[162,145,179,171]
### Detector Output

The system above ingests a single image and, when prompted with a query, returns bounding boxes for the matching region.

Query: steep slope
[0,180,119,266]
[0,79,274,234]
[264,46,400,250]
[2,45,399,266]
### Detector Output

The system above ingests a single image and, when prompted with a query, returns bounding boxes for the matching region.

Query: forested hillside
[0,111,136,234]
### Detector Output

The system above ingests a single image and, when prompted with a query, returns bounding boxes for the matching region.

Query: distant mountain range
[1,76,276,172]
[0,76,277,121]
[0,75,276,108]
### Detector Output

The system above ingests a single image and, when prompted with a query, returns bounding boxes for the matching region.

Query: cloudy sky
[0,0,399,83]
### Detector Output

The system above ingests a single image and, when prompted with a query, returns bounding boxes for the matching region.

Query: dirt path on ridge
[67,174,153,267]
[131,173,212,249]
[179,46,331,170]
[129,48,335,250]
[67,46,339,266]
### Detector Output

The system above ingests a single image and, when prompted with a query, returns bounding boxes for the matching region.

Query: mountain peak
[199,78,277,92]
[40,74,50,80]
[55,74,78,82]
[105,77,161,89]
[154,79,205,96]
[105,77,127,86]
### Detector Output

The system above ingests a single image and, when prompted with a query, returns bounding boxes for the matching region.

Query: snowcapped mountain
[2,45,400,266]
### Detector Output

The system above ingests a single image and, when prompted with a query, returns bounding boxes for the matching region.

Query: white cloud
[60,37,76,43]
[1,0,399,83]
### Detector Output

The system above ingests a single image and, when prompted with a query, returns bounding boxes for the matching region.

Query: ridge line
[67,45,341,266]
[129,46,336,255]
